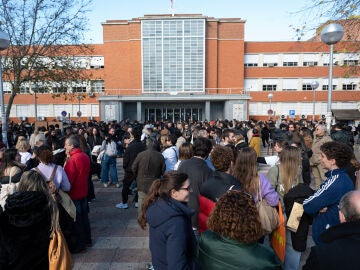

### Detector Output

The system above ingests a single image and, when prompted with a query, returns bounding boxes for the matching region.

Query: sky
[84,0,322,44]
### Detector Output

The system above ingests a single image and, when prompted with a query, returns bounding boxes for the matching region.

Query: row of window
[4,80,105,94]
[262,84,357,91]
[245,60,359,67]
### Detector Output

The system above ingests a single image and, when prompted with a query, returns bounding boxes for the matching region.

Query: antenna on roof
[170,0,174,16]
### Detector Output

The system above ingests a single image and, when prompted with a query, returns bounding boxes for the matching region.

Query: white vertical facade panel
[244,54,259,63]
[244,79,259,91]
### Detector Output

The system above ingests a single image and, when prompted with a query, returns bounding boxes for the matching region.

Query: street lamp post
[33,83,38,121]
[77,95,82,122]
[0,31,10,147]
[267,93,274,117]
[311,80,319,122]
[321,23,344,132]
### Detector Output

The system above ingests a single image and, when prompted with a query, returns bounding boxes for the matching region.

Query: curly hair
[320,141,352,168]
[207,190,263,243]
[210,145,234,172]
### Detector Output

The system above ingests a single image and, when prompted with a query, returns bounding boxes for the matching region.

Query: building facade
[3,14,360,123]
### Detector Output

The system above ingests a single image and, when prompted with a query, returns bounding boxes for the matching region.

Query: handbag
[91,145,102,156]
[49,228,74,270]
[0,167,19,210]
[256,180,280,235]
[270,201,286,264]
[58,189,77,221]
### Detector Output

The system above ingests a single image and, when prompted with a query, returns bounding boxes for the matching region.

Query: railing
[98,88,248,96]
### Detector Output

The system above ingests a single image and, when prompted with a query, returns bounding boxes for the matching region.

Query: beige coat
[309,135,332,166]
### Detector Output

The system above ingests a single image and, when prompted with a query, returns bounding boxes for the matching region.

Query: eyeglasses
[179,186,192,192]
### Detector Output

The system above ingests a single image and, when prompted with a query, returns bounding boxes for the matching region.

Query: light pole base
[326,112,333,133]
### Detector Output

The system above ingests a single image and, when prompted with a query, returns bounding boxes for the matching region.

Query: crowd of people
[0,117,359,269]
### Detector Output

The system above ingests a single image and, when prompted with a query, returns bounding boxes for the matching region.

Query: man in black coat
[116,126,146,209]
[178,137,213,232]
[303,190,360,270]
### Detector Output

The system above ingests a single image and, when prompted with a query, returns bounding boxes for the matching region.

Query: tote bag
[256,180,280,235]
[270,201,286,263]
[49,228,74,270]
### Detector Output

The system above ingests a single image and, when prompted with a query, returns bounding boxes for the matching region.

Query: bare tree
[291,0,360,40]
[0,0,93,120]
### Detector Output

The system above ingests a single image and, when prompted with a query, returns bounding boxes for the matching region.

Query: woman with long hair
[0,148,24,185]
[0,170,59,269]
[198,190,281,269]
[138,171,199,270]
[266,146,303,270]
[233,147,278,208]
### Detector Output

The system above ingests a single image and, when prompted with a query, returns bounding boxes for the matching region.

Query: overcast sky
[84,0,323,44]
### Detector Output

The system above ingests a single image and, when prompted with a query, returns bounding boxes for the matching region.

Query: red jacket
[64,148,90,200]
[198,194,215,234]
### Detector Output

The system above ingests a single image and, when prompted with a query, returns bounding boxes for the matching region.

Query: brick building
[4,14,360,123]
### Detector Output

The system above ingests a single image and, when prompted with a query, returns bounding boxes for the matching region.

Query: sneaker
[134,202,138,208]
[115,183,121,188]
[115,203,128,209]
[103,183,108,188]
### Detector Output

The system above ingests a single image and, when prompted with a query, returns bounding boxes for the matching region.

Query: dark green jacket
[199,230,281,270]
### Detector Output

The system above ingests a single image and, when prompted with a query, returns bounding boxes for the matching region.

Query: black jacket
[178,157,213,228]
[303,220,360,270]
[200,171,241,202]
[283,183,314,251]
[123,140,146,179]
[0,191,51,270]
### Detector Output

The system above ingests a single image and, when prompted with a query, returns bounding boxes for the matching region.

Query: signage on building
[289,110,295,118]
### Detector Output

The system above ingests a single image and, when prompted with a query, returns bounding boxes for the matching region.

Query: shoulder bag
[270,201,286,264]
[256,178,280,235]
[49,227,74,270]
[0,167,19,210]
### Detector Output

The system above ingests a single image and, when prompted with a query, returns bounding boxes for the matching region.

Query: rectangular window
[72,86,87,93]
[343,60,359,66]
[283,62,298,67]
[91,80,105,92]
[262,85,277,91]
[16,105,30,117]
[302,84,313,90]
[263,63,278,67]
[303,61,318,66]
[282,79,298,90]
[244,54,259,67]
[244,63,258,67]
[342,84,357,90]
[53,86,68,93]
[142,19,205,93]
[322,85,337,90]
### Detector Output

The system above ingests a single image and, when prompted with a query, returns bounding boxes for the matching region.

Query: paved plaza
[73,145,314,269]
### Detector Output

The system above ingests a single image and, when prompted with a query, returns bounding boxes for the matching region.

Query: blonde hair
[17,170,60,236]
[279,146,302,193]
[16,139,30,152]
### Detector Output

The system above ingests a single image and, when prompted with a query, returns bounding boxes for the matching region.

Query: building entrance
[144,107,203,122]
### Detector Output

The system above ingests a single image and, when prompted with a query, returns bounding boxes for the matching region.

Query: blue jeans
[101,154,118,184]
[284,229,301,270]
[73,198,92,251]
